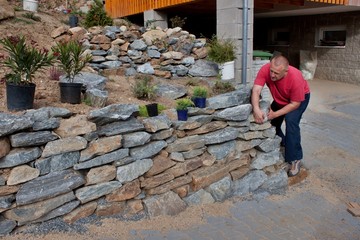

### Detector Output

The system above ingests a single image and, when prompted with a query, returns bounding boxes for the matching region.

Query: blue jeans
[270,93,310,163]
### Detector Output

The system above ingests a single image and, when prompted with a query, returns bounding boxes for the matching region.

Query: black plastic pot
[59,82,83,104]
[146,103,158,117]
[194,97,206,108]
[69,15,78,28]
[176,109,188,121]
[6,82,36,111]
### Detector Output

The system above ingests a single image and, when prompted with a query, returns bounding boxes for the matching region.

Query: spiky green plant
[52,40,91,83]
[0,36,54,85]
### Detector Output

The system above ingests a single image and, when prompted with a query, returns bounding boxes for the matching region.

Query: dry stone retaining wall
[0,87,288,235]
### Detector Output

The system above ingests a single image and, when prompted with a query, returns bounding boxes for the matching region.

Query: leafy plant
[192,86,208,98]
[207,35,236,64]
[22,12,41,22]
[52,40,91,83]
[176,98,194,110]
[212,80,235,95]
[84,0,113,28]
[170,16,187,28]
[0,36,54,85]
[132,75,157,100]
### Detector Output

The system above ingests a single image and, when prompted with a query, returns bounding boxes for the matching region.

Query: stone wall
[254,11,360,85]
[0,87,288,235]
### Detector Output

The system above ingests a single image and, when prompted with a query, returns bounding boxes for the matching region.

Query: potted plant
[0,36,54,111]
[139,103,166,117]
[23,0,39,12]
[52,40,91,104]
[207,35,236,80]
[192,86,208,108]
[175,98,194,121]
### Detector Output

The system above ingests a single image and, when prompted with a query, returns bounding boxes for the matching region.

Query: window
[316,25,346,47]
[268,28,290,46]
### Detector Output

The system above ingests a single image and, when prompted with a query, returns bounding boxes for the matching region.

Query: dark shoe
[288,160,301,177]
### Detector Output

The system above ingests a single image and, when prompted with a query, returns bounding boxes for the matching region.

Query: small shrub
[192,86,208,98]
[49,66,63,81]
[170,16,187,28]
[176,98,194,110]
[82,97,92,106]
[22,12,41,22]
[84,0,113,28]
[13,18,33,24]
[212,81,235,95]
[185,79,199,86]
[132,75,157,100]
[207,35,236,64]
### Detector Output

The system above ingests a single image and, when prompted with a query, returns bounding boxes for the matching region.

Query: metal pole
[241,0,249,85]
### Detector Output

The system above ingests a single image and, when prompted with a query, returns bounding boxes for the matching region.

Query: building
[104,0,360,85]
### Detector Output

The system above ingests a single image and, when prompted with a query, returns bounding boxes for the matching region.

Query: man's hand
[253,108,265,124]
[267,108,277,120]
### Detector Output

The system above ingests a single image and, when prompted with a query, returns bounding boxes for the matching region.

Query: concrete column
[216,0,254,83]
[144,10,168,29]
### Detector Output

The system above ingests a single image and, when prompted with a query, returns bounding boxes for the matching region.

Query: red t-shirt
[254,63,310,106]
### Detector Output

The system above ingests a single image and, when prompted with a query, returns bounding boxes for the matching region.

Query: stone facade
[0,88,287,235]
[254,11,360,85]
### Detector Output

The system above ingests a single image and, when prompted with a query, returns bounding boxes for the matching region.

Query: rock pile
[51,24,220,79]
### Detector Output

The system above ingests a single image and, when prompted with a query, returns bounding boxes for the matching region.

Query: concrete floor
[128,78,360,240]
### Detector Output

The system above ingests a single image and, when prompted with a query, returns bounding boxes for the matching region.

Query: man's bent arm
[251,85,265,123]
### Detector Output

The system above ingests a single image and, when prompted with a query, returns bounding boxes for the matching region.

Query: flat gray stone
[88,104,139,125]
[9,131,59,147]
[123,131,151,148]
[250,149,283,170]
[4,192,75,223]
[97,117,145,136]
[0,113,33,137]
[32,118,61,131]
[207,140,236,160]
[142,115,172,133]
[0,216,16,236]
[183,189,215,205]
[116,159,153,183]
[206,176,233,202]
[74,148,129,170]
[0,147,42,168]
[130,141,167,160]
[19,200,80,226]
[201,127,239,145]
[232,170,268,196]
[155,83,187,100]
[143,191,187,217]
[16,169,85,206]
[214,104,252,122]
[75,181,122,204]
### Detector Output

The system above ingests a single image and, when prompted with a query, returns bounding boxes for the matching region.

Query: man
[251,55,310,177]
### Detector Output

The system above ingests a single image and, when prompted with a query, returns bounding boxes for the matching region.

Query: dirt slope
[0,2,212,114]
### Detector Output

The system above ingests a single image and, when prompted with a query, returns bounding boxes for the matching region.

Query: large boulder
[0,0,15,20]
